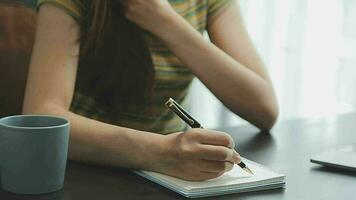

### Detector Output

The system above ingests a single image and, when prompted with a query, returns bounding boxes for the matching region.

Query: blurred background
[189,0,356,128]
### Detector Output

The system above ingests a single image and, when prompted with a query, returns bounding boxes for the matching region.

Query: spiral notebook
[135,158,286,198]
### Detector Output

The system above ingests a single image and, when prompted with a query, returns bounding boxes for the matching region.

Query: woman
[23,0,278,181]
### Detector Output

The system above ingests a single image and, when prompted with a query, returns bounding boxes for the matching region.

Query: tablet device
[310,144,356,171]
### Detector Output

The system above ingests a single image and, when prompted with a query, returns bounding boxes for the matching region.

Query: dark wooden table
[1,113,356,200]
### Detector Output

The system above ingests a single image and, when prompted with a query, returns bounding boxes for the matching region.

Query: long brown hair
[76,0,155,111]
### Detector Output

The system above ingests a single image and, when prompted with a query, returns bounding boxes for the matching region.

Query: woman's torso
[37,0,232,134]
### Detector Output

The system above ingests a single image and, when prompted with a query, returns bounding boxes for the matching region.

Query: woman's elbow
[255,100,279,131]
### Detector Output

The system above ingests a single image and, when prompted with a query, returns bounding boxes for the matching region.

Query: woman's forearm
[23,104,166,170]
[157,16,278,130]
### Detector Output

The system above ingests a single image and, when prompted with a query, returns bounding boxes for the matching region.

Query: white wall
[189,0,356,129]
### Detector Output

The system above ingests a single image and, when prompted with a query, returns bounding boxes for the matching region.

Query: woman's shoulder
[170,0,233,14]
[169,0,233,30]
[37,0,87,23]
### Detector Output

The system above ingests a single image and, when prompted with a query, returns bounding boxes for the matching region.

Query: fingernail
[229,140,235,148]
[233,150,241,163]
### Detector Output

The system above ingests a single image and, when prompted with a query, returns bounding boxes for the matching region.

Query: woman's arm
[23,4,165,169]
[23,4,240,181]
[207,3,279,124]
[124,1,279,131]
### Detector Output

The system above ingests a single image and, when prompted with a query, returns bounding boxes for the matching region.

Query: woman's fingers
[194,129,235,148]
[165,130,242,181]
[197,144,241,163]
[198,160,234,173]
[190,161,233,180]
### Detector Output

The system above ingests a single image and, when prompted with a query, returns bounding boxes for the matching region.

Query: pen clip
[165,99,195,126]
[165,98,202,128]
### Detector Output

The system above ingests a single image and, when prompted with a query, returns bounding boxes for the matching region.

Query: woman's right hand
[153,129,241,181]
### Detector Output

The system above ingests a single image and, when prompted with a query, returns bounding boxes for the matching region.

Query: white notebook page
[138,159,284,191]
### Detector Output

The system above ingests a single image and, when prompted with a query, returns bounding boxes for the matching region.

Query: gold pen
[165,98,254,175]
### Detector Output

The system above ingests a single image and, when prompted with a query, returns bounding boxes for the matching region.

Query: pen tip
[244,167,254,175]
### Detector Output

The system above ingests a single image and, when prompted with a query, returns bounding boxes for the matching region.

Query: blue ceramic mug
[0,115,70,194]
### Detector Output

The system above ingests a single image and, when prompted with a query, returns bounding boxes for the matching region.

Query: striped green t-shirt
[37,0,233,134]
